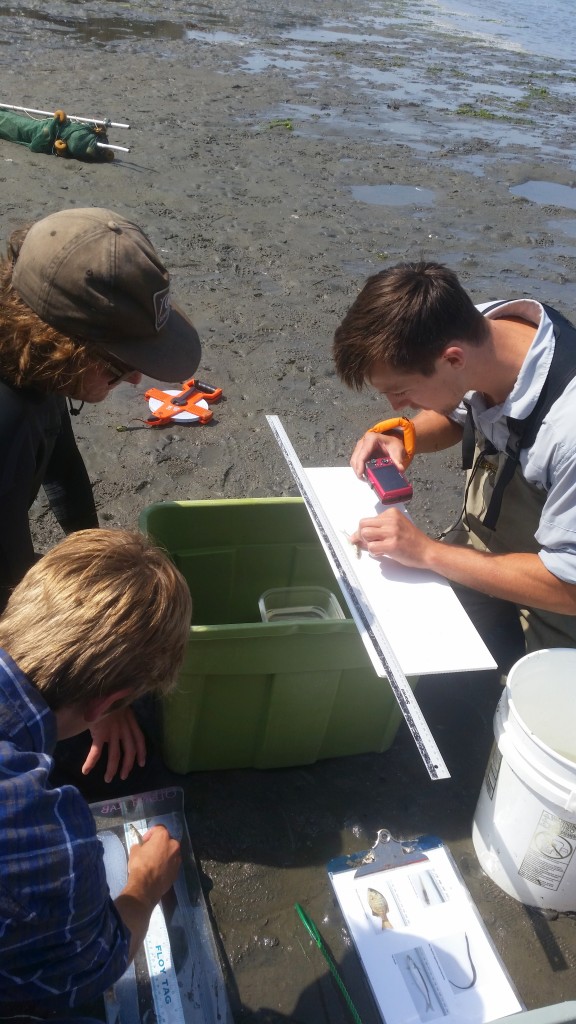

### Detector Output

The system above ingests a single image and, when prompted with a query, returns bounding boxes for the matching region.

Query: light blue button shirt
[450,300,576,584]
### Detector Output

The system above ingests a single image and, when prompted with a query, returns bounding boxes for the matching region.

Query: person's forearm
[114,889,156,963]
[113,825,181,963]
[411,410,464,454]
[424,543,576,615]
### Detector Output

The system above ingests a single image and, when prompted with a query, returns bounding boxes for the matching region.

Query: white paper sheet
[304,467,495,677]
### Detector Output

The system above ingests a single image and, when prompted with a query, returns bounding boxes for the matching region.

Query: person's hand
[116,826,182,958]
[350,431,408,478]
[82,706,147,783]
[350,508,435,567]
[127,825,182,906]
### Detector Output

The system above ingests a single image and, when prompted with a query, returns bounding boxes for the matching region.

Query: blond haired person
[0,527,191,1013]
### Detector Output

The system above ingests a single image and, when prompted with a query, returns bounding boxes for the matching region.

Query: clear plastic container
[259,586,345,623]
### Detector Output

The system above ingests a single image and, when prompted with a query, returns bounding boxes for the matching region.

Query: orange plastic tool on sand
[144,378,223,426]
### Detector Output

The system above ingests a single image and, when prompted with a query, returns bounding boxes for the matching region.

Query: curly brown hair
[0,225,92,392]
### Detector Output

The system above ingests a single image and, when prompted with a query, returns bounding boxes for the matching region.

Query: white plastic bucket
[472,648,576,910]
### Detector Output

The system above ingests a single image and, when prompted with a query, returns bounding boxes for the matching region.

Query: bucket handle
[498,731,576,814]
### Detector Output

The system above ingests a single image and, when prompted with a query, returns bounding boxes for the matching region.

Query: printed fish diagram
[328,831,523,1024]
[86,788,232,1024]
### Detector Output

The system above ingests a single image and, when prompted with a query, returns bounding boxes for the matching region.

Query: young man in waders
[333,261,576,672]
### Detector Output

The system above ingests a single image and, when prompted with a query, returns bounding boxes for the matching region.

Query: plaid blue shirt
[0,649,130,1010]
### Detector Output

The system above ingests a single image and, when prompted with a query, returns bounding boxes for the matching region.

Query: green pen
[295,903,364,1024]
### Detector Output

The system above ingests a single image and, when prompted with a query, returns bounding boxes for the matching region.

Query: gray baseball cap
[12,207,201,382]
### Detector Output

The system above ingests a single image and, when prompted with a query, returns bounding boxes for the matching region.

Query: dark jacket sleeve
[0,390,98,612]
[0,391,42,610]
[0,488,36,612]
[42,405,99,534]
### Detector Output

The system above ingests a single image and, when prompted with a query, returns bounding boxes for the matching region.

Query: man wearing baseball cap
[0,207,201,788]
[11,206,201,384]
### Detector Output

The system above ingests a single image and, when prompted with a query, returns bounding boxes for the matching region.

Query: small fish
[367,886,393,929]
[129,822,144,845]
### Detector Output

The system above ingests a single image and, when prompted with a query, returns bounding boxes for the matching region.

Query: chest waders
[446,303,576,653]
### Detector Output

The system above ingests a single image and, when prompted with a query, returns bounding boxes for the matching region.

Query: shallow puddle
[0,6,188,44]
[283,25,382,44]
[547,218,576,239]
[242,49,316,74]
[185,29,244,44]
[510,180,576,210]
[351,184,435,206]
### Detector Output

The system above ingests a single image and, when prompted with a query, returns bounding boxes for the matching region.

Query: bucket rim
[505,648,576,770]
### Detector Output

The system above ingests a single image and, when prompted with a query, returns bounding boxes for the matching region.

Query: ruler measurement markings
[266,415,449,781]
[125,819,187,1024]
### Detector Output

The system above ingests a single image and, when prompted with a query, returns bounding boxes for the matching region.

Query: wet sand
[3,0,576,1019]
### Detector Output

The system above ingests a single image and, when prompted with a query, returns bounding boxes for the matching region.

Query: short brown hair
[0,226,92,392]
[333,261,489,388]
[0,529,192,710]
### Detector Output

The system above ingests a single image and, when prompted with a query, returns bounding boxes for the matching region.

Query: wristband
[367,416,416,467]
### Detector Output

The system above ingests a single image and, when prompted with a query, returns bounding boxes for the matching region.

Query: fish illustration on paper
[367,886,393,929]
[406,954,433,1012]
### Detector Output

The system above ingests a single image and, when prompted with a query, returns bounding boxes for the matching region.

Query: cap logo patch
[153,288,171,332]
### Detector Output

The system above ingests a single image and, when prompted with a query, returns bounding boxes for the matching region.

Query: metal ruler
[266,415,450,781]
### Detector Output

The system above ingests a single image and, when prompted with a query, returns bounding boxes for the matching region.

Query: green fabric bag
[0,110,112,160]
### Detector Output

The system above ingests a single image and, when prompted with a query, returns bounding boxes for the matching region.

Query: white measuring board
[125,817,186,1024]
[305,466,495,677]
[267,416,453,779]
[90,788,233,1024]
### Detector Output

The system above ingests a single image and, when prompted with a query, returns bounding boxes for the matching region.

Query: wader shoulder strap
[461,401,476,471]
[461,302,507,472]
[482,303,576,530]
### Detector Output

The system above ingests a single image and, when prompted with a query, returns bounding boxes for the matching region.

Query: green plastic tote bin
[140,498,416,772]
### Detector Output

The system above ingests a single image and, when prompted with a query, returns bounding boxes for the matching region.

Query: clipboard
[328,830,523,1024]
